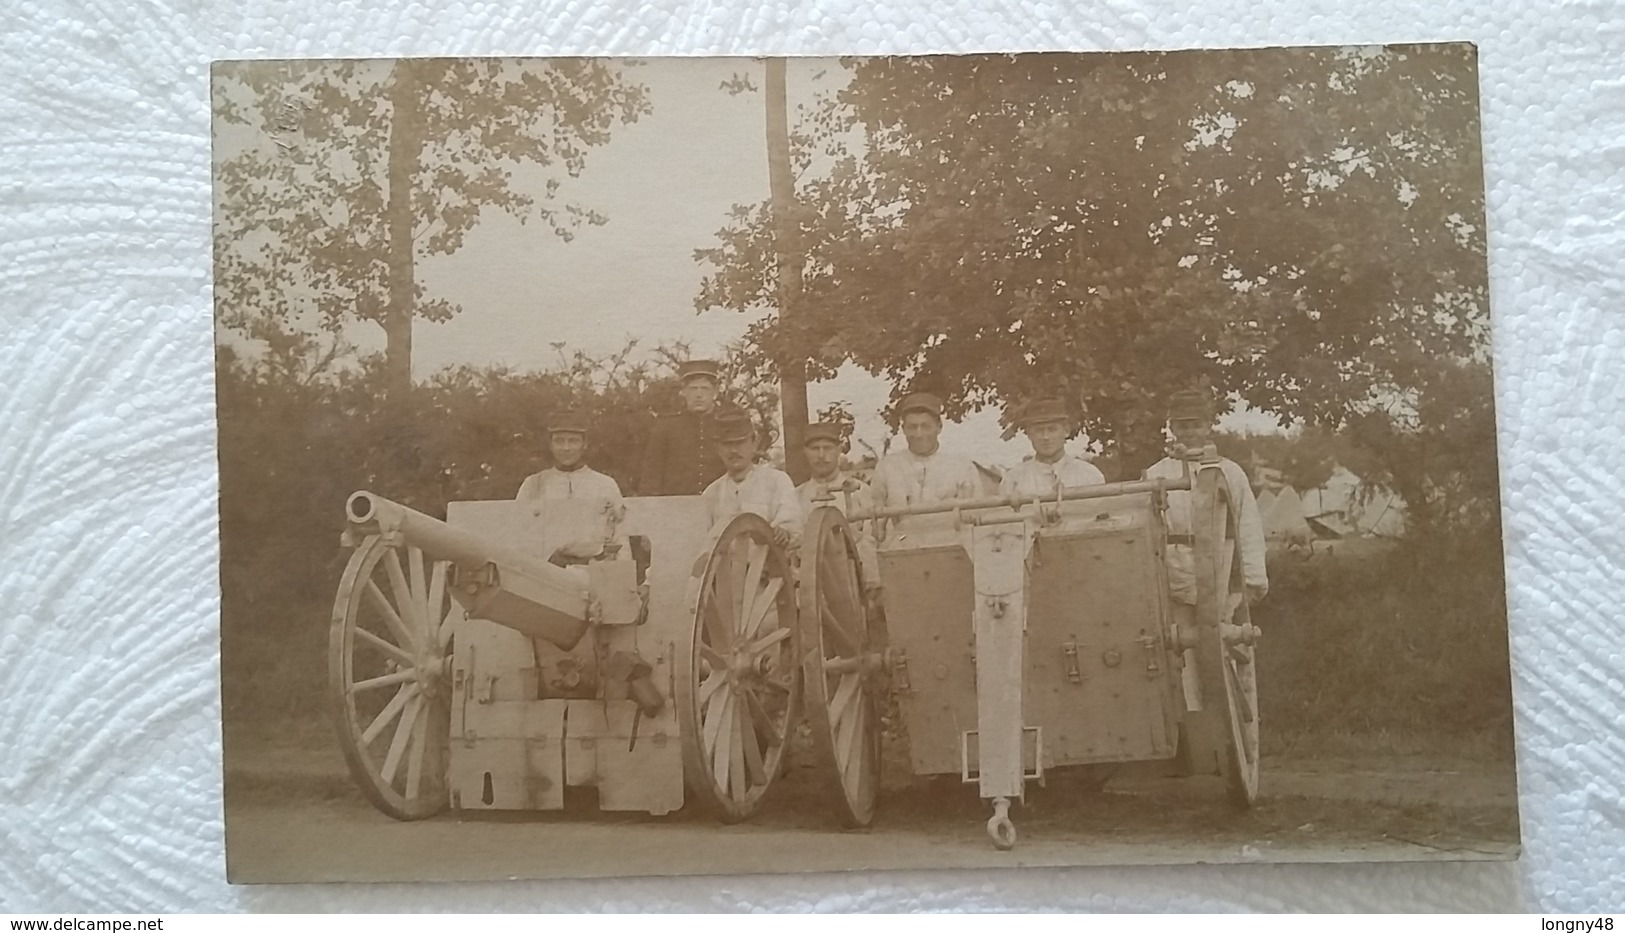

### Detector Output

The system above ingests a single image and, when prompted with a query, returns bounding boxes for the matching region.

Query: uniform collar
[809,470,844,486]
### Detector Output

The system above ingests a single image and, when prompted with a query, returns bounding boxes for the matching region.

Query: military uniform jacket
[797,472,881,586]
[638,411,726,496]
[1143,455,1267,605]
[516,465,624,503]
[701,464,804,542]
[999,454,1106,501]
[515,465,627,559]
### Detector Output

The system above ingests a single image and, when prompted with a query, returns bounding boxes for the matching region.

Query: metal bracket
[890,651,912,693]
[1062,641,1082,684]
[1137,630,1161,677]
[960,726,1044,784]
[452,560,500,596]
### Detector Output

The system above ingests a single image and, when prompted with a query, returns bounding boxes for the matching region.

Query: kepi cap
[897,392,943,417]
[548,408,589,435]
[677,359,722,384]
[1166,388,1216,421]
[1016,397,1071,429]
[803,422,844,446]
[710,406,756,442]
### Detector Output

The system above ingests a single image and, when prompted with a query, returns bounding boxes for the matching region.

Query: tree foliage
[696,46,1492,480]
[213,58,651,395]
[1215,426,1346,493]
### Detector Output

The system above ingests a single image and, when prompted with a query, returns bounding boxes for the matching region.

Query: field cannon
[328,445,1259,848]
[795,447,1261,848]
[330,490,801,821]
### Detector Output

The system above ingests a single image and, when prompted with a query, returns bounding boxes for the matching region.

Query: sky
[215,56,1281,469]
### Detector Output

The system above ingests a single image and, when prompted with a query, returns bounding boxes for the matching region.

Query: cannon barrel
[345,491,593,650]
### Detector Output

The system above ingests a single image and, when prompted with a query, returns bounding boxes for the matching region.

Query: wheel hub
[724,647,779,684]
[415,651,447,699]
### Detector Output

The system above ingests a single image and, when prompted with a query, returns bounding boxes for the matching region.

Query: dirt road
[224,734,1519,884]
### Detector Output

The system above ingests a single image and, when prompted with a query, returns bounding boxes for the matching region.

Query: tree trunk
[765,58,809,483]
[384,59,420,402]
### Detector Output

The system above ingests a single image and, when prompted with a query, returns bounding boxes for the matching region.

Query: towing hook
[987,796,1017,850]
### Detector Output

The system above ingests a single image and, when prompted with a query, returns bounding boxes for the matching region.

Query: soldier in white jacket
[1141,389,1267,605]
[515,409,626,564]
[700,407,803,548]
[1142,388,1266,729]
[797,421,881,599]
[868,393,980,540]
[999,397,1107,501]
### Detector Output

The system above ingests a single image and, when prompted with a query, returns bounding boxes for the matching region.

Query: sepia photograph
[211,46,1517,884]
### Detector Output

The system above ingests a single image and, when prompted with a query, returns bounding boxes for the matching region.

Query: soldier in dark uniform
[637,359,728,496]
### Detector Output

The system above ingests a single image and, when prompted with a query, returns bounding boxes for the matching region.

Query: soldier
[700,407,803,548]
[868,392,980,531]
[1141,388,1267,606]
[1144,389,1266,768]
[999,397,1106,501]
[516,408,624,502]
[515,408,626,564]
[637,359,727,496]
[797,421,881,599]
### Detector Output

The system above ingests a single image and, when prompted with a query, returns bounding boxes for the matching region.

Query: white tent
[1255,488,1279,514]
[1300,466,1407,538]
[1261,485,1313,545]
[1350,487,1407,537]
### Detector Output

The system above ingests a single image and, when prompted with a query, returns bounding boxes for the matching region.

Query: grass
[1253,535,1515,763]
[221,595,331,739]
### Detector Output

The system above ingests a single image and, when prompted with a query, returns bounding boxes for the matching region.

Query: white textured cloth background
[1,0,1621,913]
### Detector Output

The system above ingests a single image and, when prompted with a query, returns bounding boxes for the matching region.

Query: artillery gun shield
[1023,493,1183,768]
[876,512,978,778]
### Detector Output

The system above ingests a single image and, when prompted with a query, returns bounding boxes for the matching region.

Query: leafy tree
[696,46,1491,478]
[1341,357,1501,538]
[213,58,652,399]
[1214,426,1346,493]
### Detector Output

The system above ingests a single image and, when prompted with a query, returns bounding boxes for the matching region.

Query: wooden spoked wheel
[797,506,882,828]
[677,513,801,822]
[1190,464,1261,810]
[329,534,457,820]
[1222,591,1260,809]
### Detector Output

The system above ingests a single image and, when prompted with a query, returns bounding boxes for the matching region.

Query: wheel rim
[1212,494,1259,809]
[329,535,455,820]
[1223,598,1260,808]
[678,513,800,821]
[798,507,882,828]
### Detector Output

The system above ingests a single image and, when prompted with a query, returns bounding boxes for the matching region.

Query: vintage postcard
[212,47,1516,883]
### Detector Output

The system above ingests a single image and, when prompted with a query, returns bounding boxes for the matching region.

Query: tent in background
[1300,466,1407,538]
[1261,485,1314,544]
